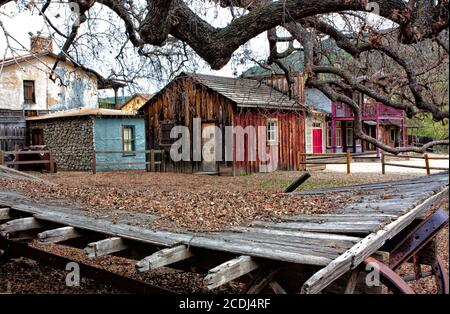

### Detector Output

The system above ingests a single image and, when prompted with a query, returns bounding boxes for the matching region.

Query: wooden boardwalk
[0,173,448,293]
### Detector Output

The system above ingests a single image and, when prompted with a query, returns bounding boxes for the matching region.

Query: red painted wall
[233,110,305,174]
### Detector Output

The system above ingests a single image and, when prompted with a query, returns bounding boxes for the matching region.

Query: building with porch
[328,101,406,153]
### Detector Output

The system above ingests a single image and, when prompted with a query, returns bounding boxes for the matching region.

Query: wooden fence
[297,151,374,175]
[0,149,55,173]
[92,150,165,174]
[0,126,26,151]
[381,153,449,175]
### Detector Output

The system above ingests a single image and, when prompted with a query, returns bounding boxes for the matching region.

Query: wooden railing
[381,153,449,175]
[92,150,165,174]
[0,149,55,173]
[298,151,374,175]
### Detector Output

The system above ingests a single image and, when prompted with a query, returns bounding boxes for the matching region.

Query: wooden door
[202,123,218,172]
[312,128,323,154]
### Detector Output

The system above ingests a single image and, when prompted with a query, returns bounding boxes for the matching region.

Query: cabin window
[326,123,332,147]
[122,126,136,156]
[267,119,278,144]
[346,121,354,146]
[336,121,342,147]
[23,80,36,104]
[160,121,176,146]
[346,128,354,147]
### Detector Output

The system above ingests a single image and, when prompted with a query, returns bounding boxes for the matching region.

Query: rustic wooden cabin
[139,73,306,175]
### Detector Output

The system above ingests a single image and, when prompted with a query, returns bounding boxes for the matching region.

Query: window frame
[122,125,136,156]
[266,119,279,145]
[335,121,342,147]
[346,127,354,147]
[326,122,332,148]
[23,80,36,104]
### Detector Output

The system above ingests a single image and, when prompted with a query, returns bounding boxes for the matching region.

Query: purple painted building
[328,101,406,153]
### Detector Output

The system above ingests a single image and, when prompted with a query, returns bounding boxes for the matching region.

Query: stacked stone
[34,117,94,171]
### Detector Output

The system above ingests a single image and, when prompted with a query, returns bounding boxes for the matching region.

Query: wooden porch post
[114,87,119,109]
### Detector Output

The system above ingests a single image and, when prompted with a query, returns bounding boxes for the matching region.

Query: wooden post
[150,150,155,172]
[346,149,351,175]
[13,144,19,170]
[146,151,151,172]
[92,154,97,175]
[424,153,431,176]
[161,151,166,172]
[0,150,4,166]
[49,152,55,174]
[381,152,386,175]
[284,172,311,193]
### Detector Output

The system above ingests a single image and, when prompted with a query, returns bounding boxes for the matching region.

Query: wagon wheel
[361,255,449,294]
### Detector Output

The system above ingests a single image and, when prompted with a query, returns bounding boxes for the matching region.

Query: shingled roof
[182,73,304,111]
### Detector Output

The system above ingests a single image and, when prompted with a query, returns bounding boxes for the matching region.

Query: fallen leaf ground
[0,170,447,294]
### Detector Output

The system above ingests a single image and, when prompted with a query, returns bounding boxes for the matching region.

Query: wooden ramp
[0,173,448,293]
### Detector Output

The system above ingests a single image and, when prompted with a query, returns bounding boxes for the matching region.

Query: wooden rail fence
[381,153,449,175]
[0,149,55,173]
[92,150,165,174]
[298,151,374,175]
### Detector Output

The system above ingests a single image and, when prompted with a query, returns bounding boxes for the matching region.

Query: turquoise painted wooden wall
[93,117,146,171]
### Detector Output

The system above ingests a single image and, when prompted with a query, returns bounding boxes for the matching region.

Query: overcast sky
[0,2,269,95]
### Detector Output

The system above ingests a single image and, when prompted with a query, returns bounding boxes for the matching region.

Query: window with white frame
[122,126,136,156]
[346,121,354,146]
[267,119,278,143]
[346,127,354,146]
[336,121,342,147]
[326,123,332,147]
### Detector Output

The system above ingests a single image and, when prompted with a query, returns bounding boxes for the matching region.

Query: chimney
[30,35,53,54]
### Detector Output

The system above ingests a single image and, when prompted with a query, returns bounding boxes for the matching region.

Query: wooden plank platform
[0,173,448,293]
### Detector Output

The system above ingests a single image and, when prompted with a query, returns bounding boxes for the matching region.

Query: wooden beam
[0,217,44,236]
[136,244,193,272]
[246,269,279,294]
[301,186,449,294]
[0,208,11,220]
[84,237,128,258]
[284,172,311,193]
[38,226,82,244]
[344,270,359,294]
[204,256,259,290]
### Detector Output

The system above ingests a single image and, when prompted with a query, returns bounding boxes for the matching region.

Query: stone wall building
[0,35,124,151]
[27,109,145,171]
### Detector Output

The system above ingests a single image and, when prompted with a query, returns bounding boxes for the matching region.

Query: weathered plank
[0,217,44,236]
[84,237,128,258]
[136,245,194,272]
[250,220,381,234]
[38,226,82,244]
[301,185,449,294]
[204,256,259,290]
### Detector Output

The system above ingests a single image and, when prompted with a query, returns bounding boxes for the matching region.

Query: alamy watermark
[168,118,279,171]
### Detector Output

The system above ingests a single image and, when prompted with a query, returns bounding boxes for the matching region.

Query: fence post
[346,149,351,175]
[92,154,97,175]
[0,150,4,166]
[424,153,431,176]
[150,150,155,172]
[381,152,386,175]
[146,151,151,172]
[49,152,55,174]
[13,144,19,170]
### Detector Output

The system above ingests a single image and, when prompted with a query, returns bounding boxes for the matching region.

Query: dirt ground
[0,170,448,294]
[0,170,420,231]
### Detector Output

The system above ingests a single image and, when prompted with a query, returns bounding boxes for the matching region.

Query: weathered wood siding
[233,110,305,174]
[143,77,234,173]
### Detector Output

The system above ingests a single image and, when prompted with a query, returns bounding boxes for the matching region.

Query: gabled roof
[120,93,153,110]
[164,72,304,111]
[0,52,125,90]
[26,108,137,121]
